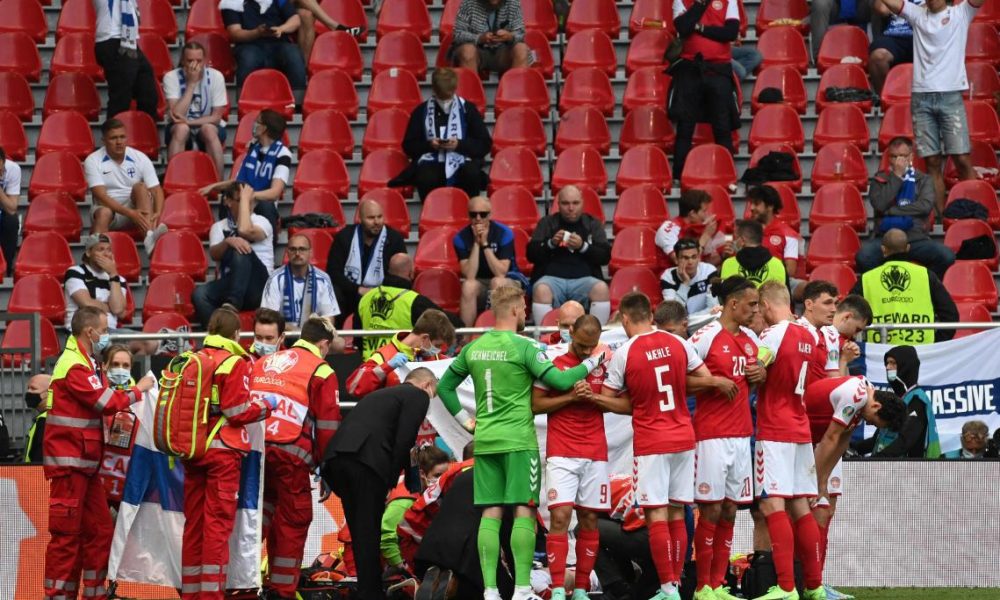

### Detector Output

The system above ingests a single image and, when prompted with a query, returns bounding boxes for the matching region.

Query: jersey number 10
[654,365,676,412]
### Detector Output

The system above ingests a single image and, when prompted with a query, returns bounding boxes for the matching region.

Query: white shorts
[753,440,818,499]
[815,458,844,508]
[694,437,753,504]
[545,456,611,511]
[633,450,695,508]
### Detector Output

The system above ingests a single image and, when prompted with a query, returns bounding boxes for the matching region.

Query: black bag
[957,234,997,261]
[823,86,878,104]
[740,551,804,598]
[943,198,990,222]
[281,212,340,230]
[741,151,799,185]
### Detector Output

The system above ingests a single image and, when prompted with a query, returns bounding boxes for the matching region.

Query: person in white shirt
[164,41,230,179]
[0,147,21,276]
[193,183,275,327]
[64,234,129,331]
[92,0,158,119]
[660,237,720,318]
[878,0,984,213]
[261,233,341,330]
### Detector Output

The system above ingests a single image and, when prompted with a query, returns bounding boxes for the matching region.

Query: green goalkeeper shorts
[473,449,541,507]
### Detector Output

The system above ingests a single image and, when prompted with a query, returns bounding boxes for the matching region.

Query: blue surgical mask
[94,332,111,354]
[886,369,898,382]
[559,329,571,344]
[108,368,131,387]
[254,341,278,356]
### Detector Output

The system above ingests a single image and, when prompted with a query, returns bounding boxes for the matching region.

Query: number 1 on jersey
[484,368,494,413]
[654,365,676,412]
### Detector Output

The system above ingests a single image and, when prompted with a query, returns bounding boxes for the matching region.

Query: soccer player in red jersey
[688,277,767,600]
[532,315,612,600]
[753,282,824,600]
[597,292,737,600]
[796,282,871,385]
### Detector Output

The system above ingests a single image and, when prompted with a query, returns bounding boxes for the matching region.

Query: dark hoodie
[854,345,935,458]
[729,246,789,287]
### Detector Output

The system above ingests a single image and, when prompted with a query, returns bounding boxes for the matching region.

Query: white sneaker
[144,223,168,255]
[512,585,545,600]
[484,587,502,600]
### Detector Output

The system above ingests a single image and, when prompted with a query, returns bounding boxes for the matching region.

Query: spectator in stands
[880,0,983,213]
[542,300,585,345]
[653,300,690,337]
[93,0,159,119]
[23,374,52,464]
[943,420,989,459]
[731,42,763,82]
[194,183,275,328]
[526,185,612,325]
[291,0,363,63]
[747,185,800,275]
[870,0,921,94]
[670,0,741,176]
[252,306,286,357]
[655,189,729,267]
[200,109,291,233]
[660,238,720,318]
[450,0,531,74]
[86,119,167,254]
[454,195,529,326]
[164,41,229,181]
[396,68,491,201]
[64,234,130,333]
[809,9,873,63]
[327,199,408,323]
[0,147,21,277]
[719,219,787,287]
[221,0,308,105]
[853,228,958,345]
[262,233,341,330]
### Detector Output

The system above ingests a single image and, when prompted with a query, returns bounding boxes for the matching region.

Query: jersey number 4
[654,365,676,412]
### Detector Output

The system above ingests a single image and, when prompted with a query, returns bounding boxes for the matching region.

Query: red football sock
[694,518,717,588]
[711,518,736,588]
[546,532,569,588]
[765,511,796,592]
[794,512,823,589]
[817,519,830,567]
[669,518,688,583]
[573,528,600,591]
[647,520,676,585]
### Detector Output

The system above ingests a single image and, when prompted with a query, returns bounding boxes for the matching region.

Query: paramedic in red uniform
[43,306,155,600]
[669,0,741,176]
[181,308,273,600]
[254,315,343,600]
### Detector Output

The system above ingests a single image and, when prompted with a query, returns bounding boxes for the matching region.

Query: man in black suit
[321,367,438,599]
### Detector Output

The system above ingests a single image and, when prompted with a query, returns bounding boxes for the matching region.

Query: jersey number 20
[654,365,676,412]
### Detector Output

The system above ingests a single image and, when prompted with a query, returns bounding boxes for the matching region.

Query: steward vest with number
[357,286,419,360]
[861,260,935,344]
[720,254,786,287]
[680,0,735,63]
[252,341,328,443]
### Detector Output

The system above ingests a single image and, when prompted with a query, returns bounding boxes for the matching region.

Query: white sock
[590,301,611,325]
[513,585,534,599]
[532,302,552,325]
[660,582,678,595]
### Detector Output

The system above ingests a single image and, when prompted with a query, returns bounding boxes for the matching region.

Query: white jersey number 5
[655,365,676,412]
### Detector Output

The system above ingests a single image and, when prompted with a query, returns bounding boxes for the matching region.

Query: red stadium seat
[308,30,364,80]
[623,67,671,114]
[135,78,167,121]
[751,65,807,114]
[44,73,101,121]
[14,232,74,281]
[558,67,615,116]
[491,187,540,233]
[137,34,170,81]
[609,226,659,274]
[555,106,612,155]
[142,272,197,319]
[289,190,346,237]
[974,0,1000,27]
[805,223,860,271]
[413,269,462,313]
[613,184,669,234]
[493,107,547,156]
[104,232,141,282]
[414,227,461,275]
[680,144,737,191]
[9,274,66,324]
[945,140,999,189]
[877,103,914,150]
[620,105,675,154]
[372,31,427,79]
[625,29,671,76]
[522,0,559,39]
[315,0,368,38]
[138,0,178,42]
[965,22,1000,66]
[238,69,294,120]
[629,0,675,38]
[0,0,47,43]
[111,110,159,160]
[548,186,607,222]
[163,151,219,196]
[566,0,621,38]
[809,183,867,233]
[1,319,60,367]
[514,226,533,277]
[367,69,423,116]
[149,230,208,281]
[749,104,804,152]
[880,63,912,112]
[813,104,870,152]
[944,218,999,270]
[28,151,87,201]
[945,180,1000,230]
[943,262,998,310]
[495,68,551,116]
[302,69,359,119]
[0,111,27,160]
[617,144,673,195]
[473,308,497,336]
[552,145,608,194]
[817,63,873,113]
[419,188,469,236]
[747,144,803,192]
[359,149,411,198]
[376,0,432,41]
[142,313,196,355]
[22,192,82,241]
[965,100,1000,147]
[812,142,868,192]
[57,0,96,39]
[0,72,33,122]
[816,25,869,72]
[489,147,544,195]
[610,266,661,311]
[964,61,1000,107]
[692,184,736,234]
[299,109,354,159]
[0,32,41,81]
[755,0,809,35]
[188,32,236,82]
[359,188,411,237]
[439,0,461,39]
[359,107,409,158]
[525,30,556,79]
[808,263,857,298]
[756,26,809,74]
[35,111,94,160]
[294,149,350,198]
[160,191,214,239]
[954,302,992,339]
[284,229,332,270]
[454,68,487,114]
[562,28,617,76]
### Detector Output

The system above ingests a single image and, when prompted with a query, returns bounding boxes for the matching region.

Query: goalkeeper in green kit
[438,285,606,600]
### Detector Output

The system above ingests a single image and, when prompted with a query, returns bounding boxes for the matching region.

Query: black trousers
[328,457,390,600]
[594,518,659,600]
[412,162,485,201]
[669,61,737,177]
[94,39,159,120]
[1,210,18,276]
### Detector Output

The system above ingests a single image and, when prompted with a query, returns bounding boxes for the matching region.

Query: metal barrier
[0,313,44,445]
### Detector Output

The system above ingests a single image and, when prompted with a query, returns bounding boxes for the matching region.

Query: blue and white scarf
[880,165,917,233]
[418,97,467,183]
[344,226,387,287]
[237,140,284,191]
[175,68,213,121]
[281,265,317,327]
[118,0,140,52]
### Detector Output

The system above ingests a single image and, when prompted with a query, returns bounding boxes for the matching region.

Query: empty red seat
[14,232,74,280]
[294,149,350,198]
[522,0,559,39]
[944,218,999,269]
[454,68,487,114]
[620,105,675,154]
[964,61,1000,107]
[0,32,41,81]
[755,0,809,35]
[188,32,236,82]
[0,111,27,160]
[28,151,87,201]
[965,100,1000,147]
[149,230,208,281]
[1,319,60,367]
[0,0,47,43]
[299,109,354,159]
[747,144,803,192]
[558,67,615,116]
[512,227,533,276]
[625,29,670,75]
[552,145,608,194]
[757,26,809,74]
[974,0,1000,27]
[419,187,469,236]
[238,69,294,119]
[555,106,611,155]
[945,180,1000,229]
[613,184,669,234]
[35,111,94,161]
[359,149,411,198]
[966,22,1000,66]
[945,140,999,189]
[413,269,462,313]
[112,110,161,160]
[302,69,359,119]
[944,262,998,310]
[805,223,860,271]
[44,73,101,121]
[877,103,914,150]
[680,144,737,191]
[160,191,214,239]
[749,104,804,152]
[808,263,857,298]
[359,188,411,237]
[22,192,82,241]
[814,103,870,152]
[623,67,671,114]
[367,69,423,116]
[143,272,196,319]
[525,30,556,78]
[566,0,621,38]
[57,0,95,39]
[609,226,658,274]
[0,72,33,122]
[880,63,912,112]
[138,0,178,42]
[491,186,540,233]
[617,144,673,195]
[629,0,675,38]
[816,25,869,73]
[610,266,661,311]
[812,142,868,192]
[101,232,141,282]
[136,34,170,81]
[414,227,461,275]
[439,0,461,38]
[489,146,544,195]
[562,28,617,76]
[954,302,992,339]
[163,150,219,196]
[492,107,547,156]
[817,63,873,113]
[9,274,66,323]
[372,31,427,79]
[751,65,807,114]
[288,190,346,237]
[496,68,551,116]
[308,30,364,80]
[809,182,867,232]
[376,0,432,41]
[315,0,368,38]
[358,107,409,158]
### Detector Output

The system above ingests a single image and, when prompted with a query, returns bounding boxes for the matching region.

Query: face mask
[24,392,43,409]
[419,344,441,360]
[886,369,898,382]
[962,449,980,459]
[559,329,571,344]
[93,332,111,354]
[254,341,278,356]
[108,368,131,387]
[436,98,454,113]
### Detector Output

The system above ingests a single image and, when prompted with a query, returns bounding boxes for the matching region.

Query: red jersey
[762,220,800,263]
[608,474,645,532]
[805,375,869,444]
[397,459,474,564]
[534,347,611,460]
[796,318,846,386]
[604,329,703,455]
[677,0,739,63]
[756,320,817,443]
[688,320,759,440]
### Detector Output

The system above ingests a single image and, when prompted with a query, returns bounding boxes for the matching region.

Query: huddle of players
[441,280,906,600]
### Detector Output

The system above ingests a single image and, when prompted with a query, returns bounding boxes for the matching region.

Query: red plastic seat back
[552,145,608,194]
[620,105,676,154]
[751,65,807,114]
[880,63,913,112]
[525,30,556,78]
[491,187,541,233]
[455,68,487,114]
[757,27,809,73]
[238,69,295,119]
[44,72,101,121]
[609,226,659,274]
[36,111,94,160]
[623,67,672,114]
[816,25,869,72]
[0,110,27,160]
[376,0,432,41]
[945,180,1000,229]
[14,232,74,281]
[0,32,42,81]
[680,144,737,191]
[28,151,87,201]
[629,0,676,38]
[164,151,220,196]
[493,107,547,156]
[489,147,545,195]
[294,149,350,198]
[814,103,870,152]
[414,227,461,275]
[755,0,809,35]
[749,104,805,152]
[0,0,48,42]
[522,0,559,39]
[808,263,857,298]
[185,0,226,38]
[943,219,999,269]
[626,29,671,75]
[420,188,470,236]
[616,144,673,195]
[368,69,423,116]
[943,262,998,310]
[496,68,551,116]
[809,182,867,232]
[610,267,661,311]
[562,28,617,76]
[289,190,346,237]
[372,30,428,78]
[811,142,869,192]
[22,192,83,242]
[308,30,364,80]
[413,269,462,313]
[566,0,621,38]
[138,0,178,42]
[817,64,873,112]
[966,22,1000,65]
[315,0,368,38]
[143,272,197,319]
[613,184,669,234]
[555,106,612,155]
[58,0,96,39]
[2,319,60,366]
[137,34,170,81]
[9,274,67,323]
[965,100,1000,147]
[0,72,33,121]
[303,69,359,119]
[299,109,354,159]
[559,67,615,116]
[358,149,412,198]
[878,103,914,150]
[160,191,215,239]
[149,230,209,281]
[805,223,861,271]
